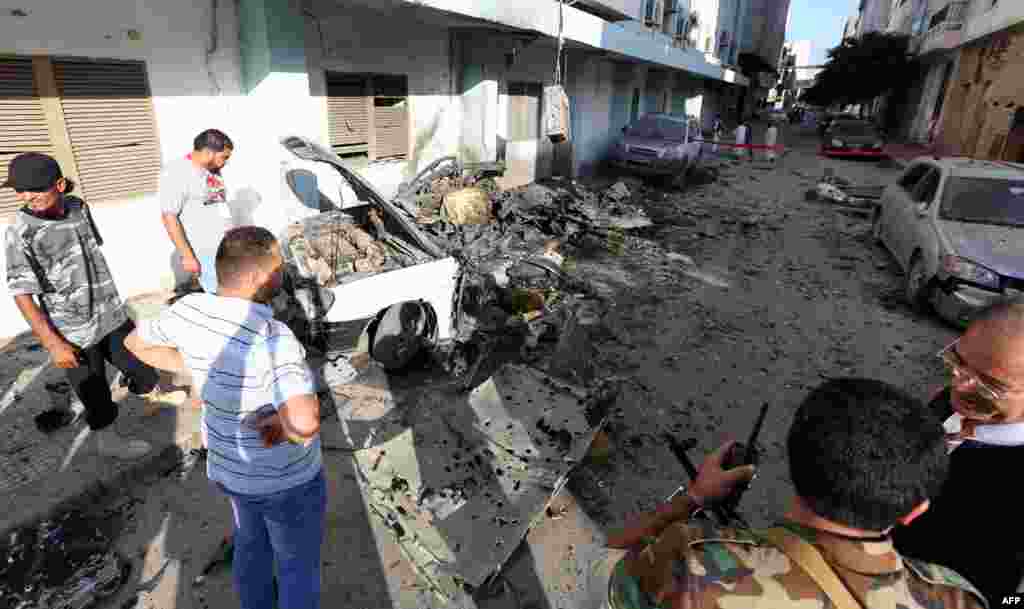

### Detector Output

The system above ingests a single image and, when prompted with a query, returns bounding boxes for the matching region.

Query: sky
[784,0,861,64]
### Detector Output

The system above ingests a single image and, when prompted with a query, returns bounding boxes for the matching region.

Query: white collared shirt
[944,412,1024,452]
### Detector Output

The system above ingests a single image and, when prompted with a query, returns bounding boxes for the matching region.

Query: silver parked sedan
[872,157,1024,326]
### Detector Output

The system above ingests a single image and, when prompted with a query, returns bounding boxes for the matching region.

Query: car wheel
[905,254,934,313]
[870,207,884,244]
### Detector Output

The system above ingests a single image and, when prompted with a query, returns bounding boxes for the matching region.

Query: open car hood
[280,136,446,259]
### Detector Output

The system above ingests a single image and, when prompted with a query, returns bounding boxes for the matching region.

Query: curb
[0,434,197,540]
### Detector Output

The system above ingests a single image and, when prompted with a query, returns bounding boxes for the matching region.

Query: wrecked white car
[272,136,461,365]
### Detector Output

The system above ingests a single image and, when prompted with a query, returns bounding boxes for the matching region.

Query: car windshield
[625,117,687,141]
[940,176,1024,227]
[831,121,874,136]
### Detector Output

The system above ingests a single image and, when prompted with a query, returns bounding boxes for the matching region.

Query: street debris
[0,510,127,609]
[808,170,884,209]
[342,363,618,601]
[442,187,493,225]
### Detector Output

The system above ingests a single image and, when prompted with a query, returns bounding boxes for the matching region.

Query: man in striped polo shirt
[126,226,325,609]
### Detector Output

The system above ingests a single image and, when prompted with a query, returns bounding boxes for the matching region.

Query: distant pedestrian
[161,129,234,295]
[127,226,325,609]
[3,153,166,458]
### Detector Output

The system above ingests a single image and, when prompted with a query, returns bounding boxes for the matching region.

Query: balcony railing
[914,1,968,54]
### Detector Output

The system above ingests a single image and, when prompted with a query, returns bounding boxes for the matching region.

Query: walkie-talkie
[718,402,770,513]
[663,402,770,527]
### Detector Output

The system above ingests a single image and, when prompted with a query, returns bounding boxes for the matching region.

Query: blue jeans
[221,471,327,609]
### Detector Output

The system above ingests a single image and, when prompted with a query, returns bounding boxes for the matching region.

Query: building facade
[0,0,772,339]
[857,0,892,36]
[885,0,1023,152]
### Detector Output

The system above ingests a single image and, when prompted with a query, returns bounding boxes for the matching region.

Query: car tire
[906,254,934,314]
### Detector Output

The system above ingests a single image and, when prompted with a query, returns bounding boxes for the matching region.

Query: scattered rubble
[807,170,885,210]
[339,363,618,602]
[0,510,127,609]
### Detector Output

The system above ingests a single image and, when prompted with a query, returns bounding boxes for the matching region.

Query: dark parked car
[820,118,887,159]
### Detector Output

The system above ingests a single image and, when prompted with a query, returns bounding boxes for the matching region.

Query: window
[913,168,941,204]
[0,55,161,218]
[325,72,409,162]
[898,163,931,192]
[0,57,54,217]
[53,58,161,203]
[929,5,949,30]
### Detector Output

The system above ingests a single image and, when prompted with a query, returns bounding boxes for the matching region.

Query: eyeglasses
[937,338,1017,404]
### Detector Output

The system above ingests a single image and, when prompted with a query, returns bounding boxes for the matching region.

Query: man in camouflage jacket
[3,153,165,459]
[605,377,988,609]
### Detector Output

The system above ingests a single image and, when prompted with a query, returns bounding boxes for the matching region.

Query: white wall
[308,0,460,178]
[790,40,813,79]
[691,0,722,56]
[0,0,251,339]
[411,0,748,85]
[964,0,1024,46]
[570,57,617,177]
[0,0,457,339]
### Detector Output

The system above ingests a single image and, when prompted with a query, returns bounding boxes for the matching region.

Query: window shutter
[0,57,54,217]
[373,75,408,160]
[53,58,160,202]
[326,74,370,153]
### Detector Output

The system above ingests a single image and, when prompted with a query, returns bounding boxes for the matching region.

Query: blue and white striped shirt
[137,293,322,495]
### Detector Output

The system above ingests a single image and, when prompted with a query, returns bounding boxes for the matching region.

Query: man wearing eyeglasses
[893,299,1024,604]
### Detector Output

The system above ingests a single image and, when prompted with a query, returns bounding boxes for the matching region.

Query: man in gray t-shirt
[160,129,234,295]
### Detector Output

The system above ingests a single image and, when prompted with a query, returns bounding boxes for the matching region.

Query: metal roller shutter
[373,105,407,159]
[0,57,54,216]
[53,58,161,202]
[373,75,408,160]
[326,75,369,151]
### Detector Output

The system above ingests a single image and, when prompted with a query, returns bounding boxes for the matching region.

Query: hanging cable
[555,0,564,86]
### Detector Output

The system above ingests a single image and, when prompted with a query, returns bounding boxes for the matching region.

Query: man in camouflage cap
[605,377,987,609]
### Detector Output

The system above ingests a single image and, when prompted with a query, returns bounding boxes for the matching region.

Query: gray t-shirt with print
[4,197,128,349]
[160,157,232,265]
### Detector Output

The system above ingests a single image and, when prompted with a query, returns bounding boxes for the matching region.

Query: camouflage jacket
[3,197,126,348]
[608,517,988,609]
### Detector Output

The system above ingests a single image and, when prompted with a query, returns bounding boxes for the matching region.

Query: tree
[802,32,914,110]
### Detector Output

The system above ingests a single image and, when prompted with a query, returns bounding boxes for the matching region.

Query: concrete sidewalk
[0,291,202,538]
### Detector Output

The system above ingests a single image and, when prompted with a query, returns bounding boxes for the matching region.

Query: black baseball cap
[2,153,63,191]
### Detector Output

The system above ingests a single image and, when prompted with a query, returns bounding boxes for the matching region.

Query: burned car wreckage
[260,136,654,601]
[272,135,649,373]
